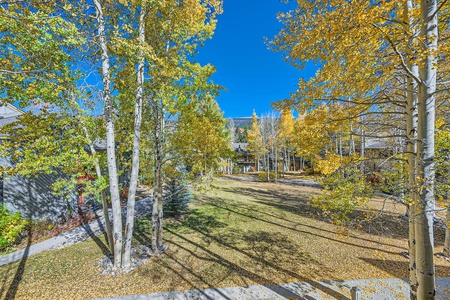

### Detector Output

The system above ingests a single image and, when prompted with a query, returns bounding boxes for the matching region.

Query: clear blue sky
[196,1,316,118]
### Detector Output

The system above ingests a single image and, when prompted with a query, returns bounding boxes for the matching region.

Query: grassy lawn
[1,179,449,300]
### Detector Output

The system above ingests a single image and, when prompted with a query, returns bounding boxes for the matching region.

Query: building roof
[364,137,387,149]
[0,104,108,151]
[0,103,24,127]
[0,103,24,118]
[231,142,250,155]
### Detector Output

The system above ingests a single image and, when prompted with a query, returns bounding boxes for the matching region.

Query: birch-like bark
[122,4,146,271]
[407,67,419,299]
[93,0,122,268]
[78,116,114,255]
[360,125,365,173]
[415,0,438,297]
[152,100,165,253]
[274,144,278,182]
[403,0,419,297]
[287,148,290,172]
[70,92,114,255]
[349,122,355,155]
[334,133,339,154]
[444,202,450,257]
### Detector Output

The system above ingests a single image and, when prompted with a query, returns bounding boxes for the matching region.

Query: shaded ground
[1,179,449,300]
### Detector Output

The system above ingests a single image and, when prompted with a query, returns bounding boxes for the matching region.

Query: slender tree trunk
[78,115,114,256]
[335,133,339,154]
[360,125,365,174]
[350,122,354,155]
[415,0,438,298]
[404,1,419,297]
[444,197,450,257]
[274,144,278,182]
[287,148,290,172]
[407,69,419,298]
[152,101,166,253]
[93,0,122,268]
[122,4,146,271]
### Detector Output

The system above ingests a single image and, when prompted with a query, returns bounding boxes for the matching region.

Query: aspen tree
[272,1,447,297]
[278,106,294,174]
[247,111,263,172]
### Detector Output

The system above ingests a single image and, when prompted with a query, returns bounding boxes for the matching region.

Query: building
[232,142,254,172]
[0,103,79,221]
[0,104,130,221]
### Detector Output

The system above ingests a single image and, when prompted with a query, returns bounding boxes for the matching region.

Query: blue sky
[196,1,317,118]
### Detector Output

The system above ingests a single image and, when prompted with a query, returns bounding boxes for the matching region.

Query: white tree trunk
[152,101,165,253]
[93,0,122,268]
[275,145,278,182]
[122,4,145,271]
[360,125,365,173]
[287,148,290,172]
[407,70,419,298]
[349,122,355,155]
[403,0,419,297]
[79,115,114,255]
[415,0,438,297]
[444,204,450,257]
[335,133,339,154]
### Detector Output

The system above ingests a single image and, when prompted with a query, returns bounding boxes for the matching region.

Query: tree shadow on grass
[1,226,32,300]
[194,194,405,256]
[218,185,411,249]
[133,210,228,248]
[162,227,349,300]
[81,221,111,256]
[239,185,447,246]
[133,210,350,299]
[360,258,450,279]
[80,218,111,257]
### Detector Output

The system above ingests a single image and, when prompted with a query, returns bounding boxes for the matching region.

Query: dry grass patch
[1,179,449,300]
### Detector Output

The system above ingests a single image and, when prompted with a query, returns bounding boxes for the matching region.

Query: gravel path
[93,277,450,299]
[0,198,152,267]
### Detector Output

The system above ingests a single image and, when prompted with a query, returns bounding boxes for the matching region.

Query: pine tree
[163,177,193,217]
[234,126,242,142]
[242,127,249,143]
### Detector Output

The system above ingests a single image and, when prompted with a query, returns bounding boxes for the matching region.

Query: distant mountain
[227,117,252,128]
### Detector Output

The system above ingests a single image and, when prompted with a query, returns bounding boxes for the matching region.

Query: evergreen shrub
[163,177,193,217]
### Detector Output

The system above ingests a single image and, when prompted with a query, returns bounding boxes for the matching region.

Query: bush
[164,177,193,217]
[257,171,281,182]
[311,163,373,225]
[0,205,28,251]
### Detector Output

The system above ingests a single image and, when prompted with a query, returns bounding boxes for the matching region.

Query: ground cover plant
[1,179,449,300]
[0,206,28,252]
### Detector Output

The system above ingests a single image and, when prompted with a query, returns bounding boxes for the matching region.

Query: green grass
[1,179,449,300]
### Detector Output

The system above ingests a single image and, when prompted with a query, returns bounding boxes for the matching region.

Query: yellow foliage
[315,152,344,175]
